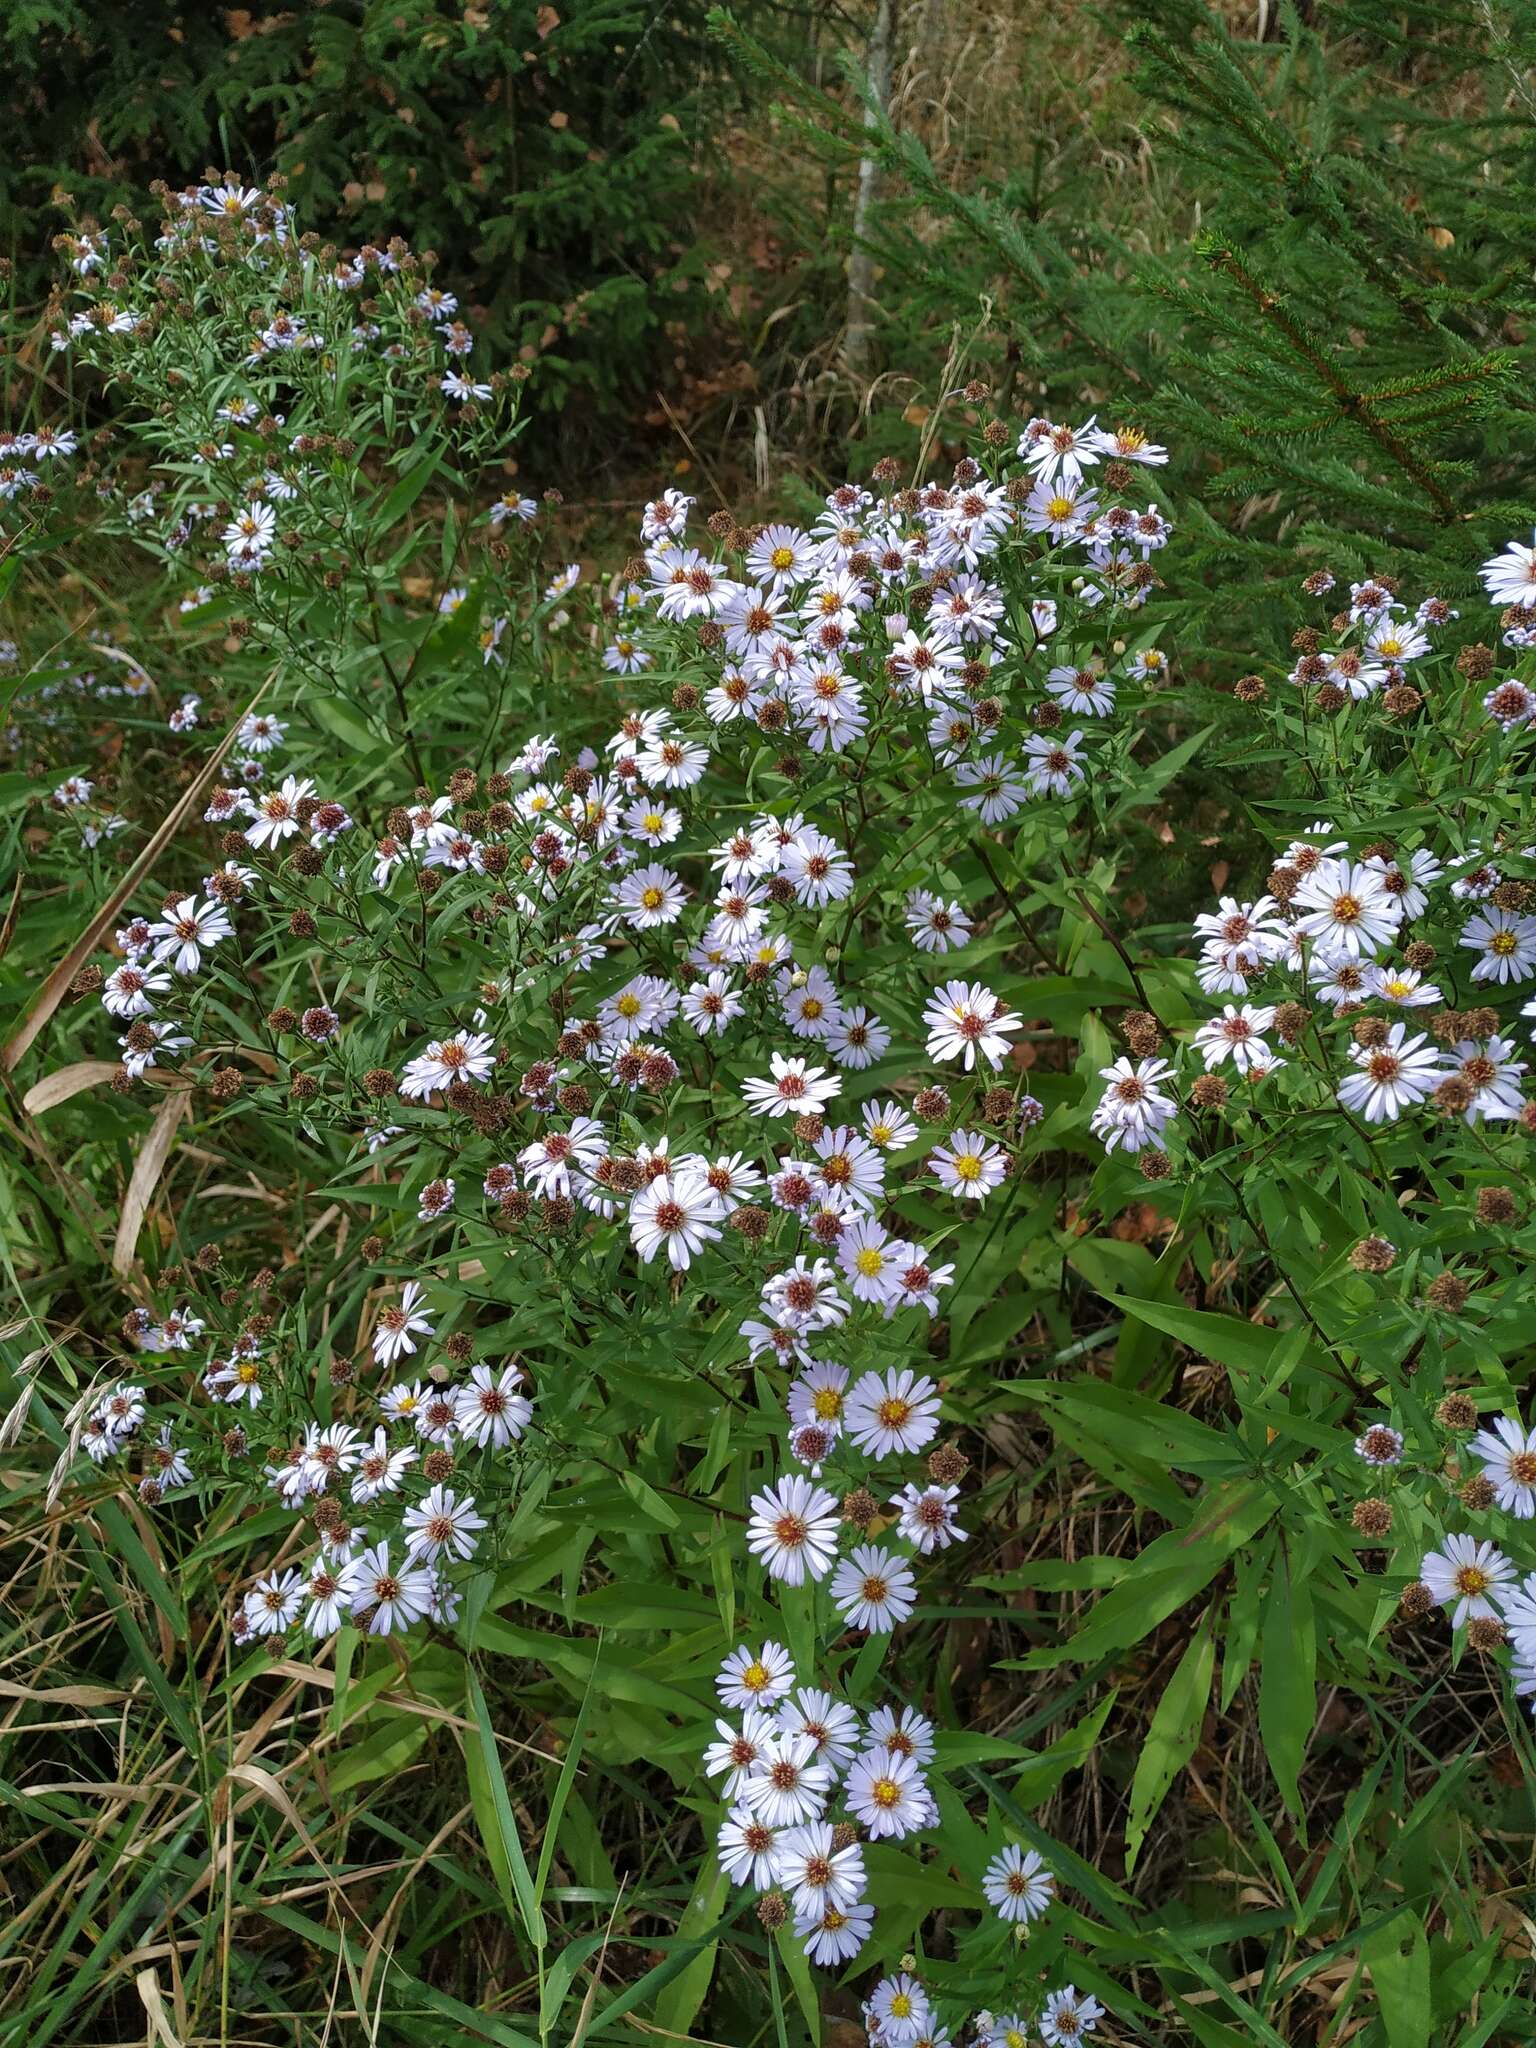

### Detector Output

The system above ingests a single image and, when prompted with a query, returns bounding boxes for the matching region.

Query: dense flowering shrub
[8,176,1536,2045]
[2,181,1199,2044]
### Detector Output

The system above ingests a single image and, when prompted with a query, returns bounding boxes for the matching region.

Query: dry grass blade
[569,1879,628,2048]
[21,1061,123,1116]
[112,1087,191,1277]
[1,680,270,1077]
[135,1968,183,2048]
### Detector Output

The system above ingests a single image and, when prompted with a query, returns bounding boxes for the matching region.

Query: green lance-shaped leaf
[1125,1612,1217,1872]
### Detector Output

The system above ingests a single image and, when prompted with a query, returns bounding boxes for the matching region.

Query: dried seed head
[1476,1185,1518,1225]
[1349,1235,1397,1274]
[1352,1497,1393,1538]
[928,1442,969,1485]
[1426,1272,1470,1313]
[1456,642,1495,682]
[842,1487,879,1529]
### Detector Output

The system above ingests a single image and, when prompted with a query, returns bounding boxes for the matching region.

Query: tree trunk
[844,0,895,384]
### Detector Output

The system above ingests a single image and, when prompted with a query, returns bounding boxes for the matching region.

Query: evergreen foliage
[716,0,1536,657]
[1,0,758,435]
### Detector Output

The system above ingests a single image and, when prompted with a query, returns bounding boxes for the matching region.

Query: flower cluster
[1089,546,1536,1171]
[704,1638,1097,2042]
[6,182,1190,2047]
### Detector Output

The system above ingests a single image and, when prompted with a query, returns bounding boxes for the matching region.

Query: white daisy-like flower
[1336,1022,1445,1123]
[703,1709,779,1797]
[372,1281,433,1368]
[845,1368,941,1458]
[742,1054,842,1118]
[891,1482,966,1553]
[629,1170,725,1270]
[402,1483,487,1562]
[1191,1003,1277,1073]
[828,1543,917,1632]
[455,1363,532,1448]
[717,1641,796,1710]
[1479,529,1536,606]
[102,963,172,1018]
[746,1474,840,1585]
[1044,662,1115,716]
[865,1702,935,1765]
[930,1128,1010,1199]
[350,1427,418,1503]
[350,1540,435,1636]
[1460,908,1536,985]
[1021,727,1088,798]
[862,1099,919,1150]
[1419,1533,1514,1627]
[867,1971,932,2045]
[922,979,1021,1071]
[982,1843,1054,1923]
[795,1899,874,1966]
[1469,1416,1536,1518]
[612,861,688,928]
[399,1028,497,1099]
[1363,963,1441,1008]
[244,1567,304,1636]
[774,1687,861,1771]
[844,1745,929,1838]
[835,1217,907,1304]
[825,1005,890,1068]
[741,1731,834,1827]
[1293,857,1401,960]
[904,890,972,953]
[771,1819,867,1917]
[717,1805,784,1890]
